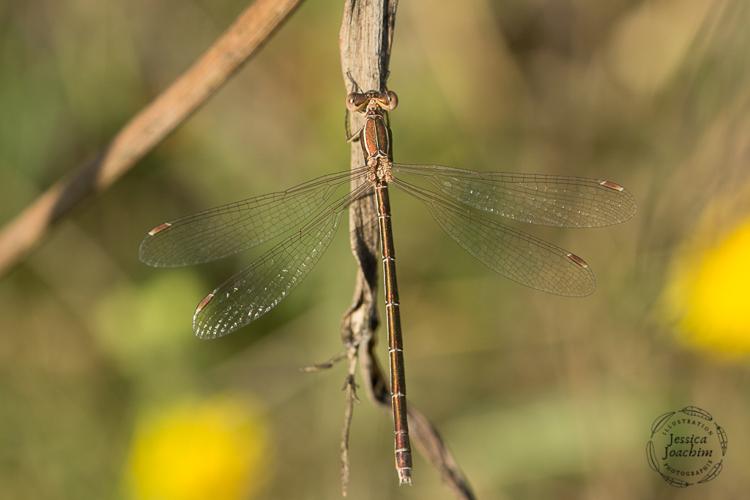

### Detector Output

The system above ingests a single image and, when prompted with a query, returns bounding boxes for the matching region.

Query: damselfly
[139,90,636,485]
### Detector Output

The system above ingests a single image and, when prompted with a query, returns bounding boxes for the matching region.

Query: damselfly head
[346,92,369,112]
[346,90,398,113]
[381,90,398,111]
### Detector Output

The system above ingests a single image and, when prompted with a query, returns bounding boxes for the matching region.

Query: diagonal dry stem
[0,0,303,276]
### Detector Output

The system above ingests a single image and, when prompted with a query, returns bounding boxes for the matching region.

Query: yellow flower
[665,215,750,357]
[127,396,270,500]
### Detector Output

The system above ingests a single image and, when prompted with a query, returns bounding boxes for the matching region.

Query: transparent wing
[140,167,367,267]
[393,163,636,228]
[394,178,595,296]
[193,184,372,339]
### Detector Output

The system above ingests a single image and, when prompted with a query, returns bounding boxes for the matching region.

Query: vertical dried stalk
[338,1,475,498]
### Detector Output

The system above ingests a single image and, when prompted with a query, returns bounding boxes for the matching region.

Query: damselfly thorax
[347,90,397,181]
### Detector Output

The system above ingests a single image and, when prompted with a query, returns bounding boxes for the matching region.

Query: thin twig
[408,407,475,499]
[0,0,303,276]
[340,344,360,497]
[338,1,476,498]
[338,2,391,492]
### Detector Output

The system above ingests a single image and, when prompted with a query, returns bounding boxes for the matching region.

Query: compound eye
[346,93,367,111]
[385,90,398,110]
[345,94,358,111]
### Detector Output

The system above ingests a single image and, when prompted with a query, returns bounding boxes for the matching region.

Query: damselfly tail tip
[398,468,412,486]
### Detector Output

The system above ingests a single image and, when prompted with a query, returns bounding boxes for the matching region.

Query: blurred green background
[2,0,750,499]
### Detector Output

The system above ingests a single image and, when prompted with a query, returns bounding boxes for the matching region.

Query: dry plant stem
[339,344,360,496]
[338,1,475,498]
[0,0,303,276]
